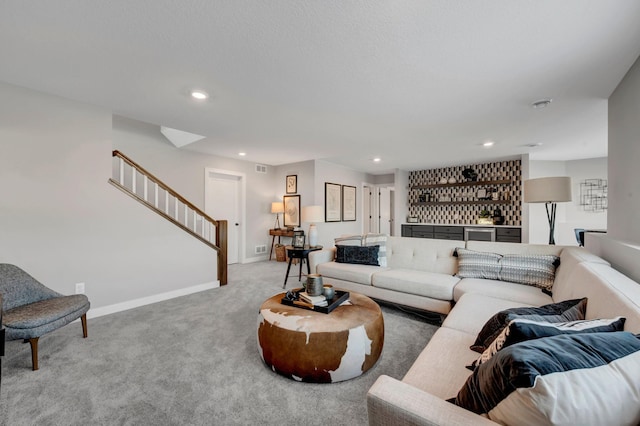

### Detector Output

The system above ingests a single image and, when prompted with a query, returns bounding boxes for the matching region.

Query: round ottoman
[257,290,384,383]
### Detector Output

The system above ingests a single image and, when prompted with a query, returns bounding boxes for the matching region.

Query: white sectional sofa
[309,237,640,425]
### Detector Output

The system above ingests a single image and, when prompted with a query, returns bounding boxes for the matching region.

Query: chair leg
[81,313,88,338]
[28,337,39,371]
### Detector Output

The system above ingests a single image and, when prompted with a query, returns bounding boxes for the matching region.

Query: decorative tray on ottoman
[281,288,350,314]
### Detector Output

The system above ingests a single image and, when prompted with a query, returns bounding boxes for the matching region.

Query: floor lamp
[302,205,324,247]
[271,201,284,230]
[523,177,572,245]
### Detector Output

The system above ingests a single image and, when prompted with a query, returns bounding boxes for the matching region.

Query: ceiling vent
[160,126,206,148]
[255,164,267,174]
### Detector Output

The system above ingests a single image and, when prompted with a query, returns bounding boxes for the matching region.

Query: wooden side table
[268,228,294,260]
[283,245,322,288]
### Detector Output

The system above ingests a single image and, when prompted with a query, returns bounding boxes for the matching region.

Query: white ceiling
[1,1,639,174]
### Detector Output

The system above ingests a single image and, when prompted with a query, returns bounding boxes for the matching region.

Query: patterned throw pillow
[470,298,588,353]
[499,254,560,291]
[453,332,640,425]
[455,247,502,280]
[335,245,380,266]
[364,233,387,267]
[334,234,364,246]
[471,316,626,368]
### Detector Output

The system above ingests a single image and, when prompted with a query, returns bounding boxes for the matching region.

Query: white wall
[0,83,218,313]
[393,169,409,237]
[112,116,276,262]
[594,54,640,282]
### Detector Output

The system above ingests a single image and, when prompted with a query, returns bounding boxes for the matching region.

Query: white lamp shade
[523,177,572,203]
[271,202,284,214]
[302,205,324,223]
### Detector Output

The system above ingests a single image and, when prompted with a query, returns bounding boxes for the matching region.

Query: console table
[268,228,295,260]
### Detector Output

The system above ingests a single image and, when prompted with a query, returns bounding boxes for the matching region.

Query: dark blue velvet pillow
[335,245,379,266]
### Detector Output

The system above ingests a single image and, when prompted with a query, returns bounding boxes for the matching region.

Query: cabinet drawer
[401,225,413,237]
[496,227,521,237]
[434,226,463,235]
[413,231,434,239]
[434,233,464,241]
[495,236,521,243]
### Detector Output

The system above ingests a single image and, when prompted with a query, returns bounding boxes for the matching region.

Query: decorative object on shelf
[302,205,324,247]
[462,168,478,182]
[292,230,305,248]
[439,177,448,184]
[476,188,490,200]
[325,182,342,222]
[580,179,607,212]
[492,208,504,225]
[418,194,427,203]
[478,210,493,225]
[448,177,457,184]
[524,176,572,245]
[407,216,418,223]
[286,175,297,194]
[271,201,284,229]
[491,190,500,201]
[283,194,301,227]
[342,185,356,221]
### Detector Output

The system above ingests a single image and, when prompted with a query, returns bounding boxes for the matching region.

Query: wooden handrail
[109,150,227,285]
[112,150,219,227]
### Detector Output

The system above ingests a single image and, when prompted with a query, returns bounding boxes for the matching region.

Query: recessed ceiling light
[191,90,209,100]
[238,152,246,156]
[525,143,544,147]
[373,157,381,162]
[482,141,495,148]
[531,98,552,109]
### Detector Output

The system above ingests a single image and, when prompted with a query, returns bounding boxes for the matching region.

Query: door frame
[204,168,247,264]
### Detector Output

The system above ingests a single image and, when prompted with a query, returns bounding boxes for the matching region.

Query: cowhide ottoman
[257,291,384,383]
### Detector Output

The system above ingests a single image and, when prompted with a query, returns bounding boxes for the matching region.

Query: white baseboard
[243,255,269,264]
[86,280,220,319]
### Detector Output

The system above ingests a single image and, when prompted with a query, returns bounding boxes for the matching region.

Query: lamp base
[308,223,318,247]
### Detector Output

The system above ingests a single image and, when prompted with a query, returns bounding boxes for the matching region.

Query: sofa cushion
[402,327,478,400]
[442,293,535,337]
[316,261,387,286]
[473,316,626,368]
[386,237,459,275]
[453,278,553,306]
[470,297,587,353]
[372,269,460,301]
[453,332,640,425]
[336,245,379,266]
[454,247,501,280]
[498,253,560,291]
[364,233,387,267]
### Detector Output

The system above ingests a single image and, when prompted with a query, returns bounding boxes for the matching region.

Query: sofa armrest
[367,375,497,426]
[308,248,336,274]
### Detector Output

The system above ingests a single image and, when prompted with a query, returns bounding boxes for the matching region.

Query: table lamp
[271,201,284,230]
[302,205,324,247]
[523,176,572,245]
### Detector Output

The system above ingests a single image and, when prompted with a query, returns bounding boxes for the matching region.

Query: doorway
[204,168,246,264]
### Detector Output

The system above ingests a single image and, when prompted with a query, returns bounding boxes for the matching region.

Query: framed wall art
[342,185,356,221]
[292,230,305,248]
[283,195,301,227]
[325,182,342,222]
[286,175,297,194]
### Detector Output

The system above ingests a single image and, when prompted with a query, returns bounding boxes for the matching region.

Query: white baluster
[184,204,188,227]
[154,182,159,208]
[165,190,169,215]
[132,167,137,194]
[143,176,148,202]
[119,158,124,185]
[174,196,178,219]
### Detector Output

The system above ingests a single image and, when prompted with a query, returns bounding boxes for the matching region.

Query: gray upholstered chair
[0,264,90,370]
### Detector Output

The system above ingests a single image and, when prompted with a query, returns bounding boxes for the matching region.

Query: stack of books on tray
[299,292,328,307]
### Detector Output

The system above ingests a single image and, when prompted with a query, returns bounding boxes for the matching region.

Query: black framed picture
[283,195,301,227]
[292,230,305,248]
[342,185,356,221]
[286,175,297,194]
[325,182,342,222]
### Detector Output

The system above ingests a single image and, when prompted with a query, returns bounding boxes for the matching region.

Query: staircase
[108,150,227,285]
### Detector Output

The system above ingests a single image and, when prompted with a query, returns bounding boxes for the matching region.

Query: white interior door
[205,171,242,264]
[379,187,392,235]
[363,185,372,234]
